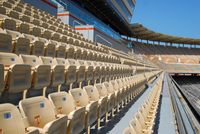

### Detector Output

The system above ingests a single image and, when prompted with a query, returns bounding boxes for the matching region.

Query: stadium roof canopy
[131,23,200,45]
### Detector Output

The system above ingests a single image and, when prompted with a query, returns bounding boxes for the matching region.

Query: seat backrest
[0,28,12,52]
[69,88,90,107]
[0,52,31,93]
[6,30,30,55]
[0,103,26,134]
[19,96,56,128]
[94,84,108,97]
[110,80,119,91]
[103,82,114,94]
[83,85,100,101]
[48,92,76,115]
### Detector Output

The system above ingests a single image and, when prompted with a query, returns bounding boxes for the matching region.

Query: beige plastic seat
[38,38,56,57]
[98,62,106,83]
[56,43,66,58]
[66,45,75,59]
[20,55,51,96]
[0,16,16,31]
[69,88,98,133]
[123,126,137,134]
[48,92,86,134]
[6,30,30,54]
[56,58,76,90]
[51,32,60,42]
[41,29,52,40]
[83,85,108,128]
[78,60,94,85]
[0,103,39,134]
[94,83,115,118]
[67,59,85,88]
[110,80,123,109]
[0,28,12,52]
[91,61,101,84]
[19,96,68,134]
[24,34,45,56]
[103,82,119,112]
[0,52,31,103]
[130,117,152,134]
[40,56,65,90]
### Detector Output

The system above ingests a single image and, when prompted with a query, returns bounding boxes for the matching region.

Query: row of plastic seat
[0,52,134,104]
[0,5,120,63]
[123,74,163,134]
[0,0,105,52]
[0,71,159,134]
[0,0,148,66]
[0,28,119,63]
[1,0,82,37]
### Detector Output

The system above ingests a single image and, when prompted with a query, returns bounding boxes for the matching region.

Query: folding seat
[40,56,65,90]
[20,15,31,23]
[24,10,32,16]
[83,85,108,128]
[87,50,94,61]
[56,58,76,90]
[0,1,12,9]
[31,18,41,26]
[0,28,12,52]
[66,45,75,59]
[103,63,110,81]
[38,38,56,57]
[48,92,86,134]
[81,48,88,60]
[69,88,99,133]
[30,25,42,37]
[94,83,115,118]
[68,37,75,46]
[6,30,31,55]
[20,54,51,96]
[19,96,68,134]
[0,103,40,134]
[24,34,45,56]
[75,46,83,59]
[91,61,101,84]
[56,43,66,58]
[32,14,40,20]
[103,81,120,112]
[41,29,52,40]
[0,52,31,104]
[13,5,23,13]
[78,60,94,85]
[51,32,60,42]
[97,62,106,83]
[56,28,63,34]
[123,126,137,134]
[66,59,85,88]
[60,34,68,43]
[0,16,16,31]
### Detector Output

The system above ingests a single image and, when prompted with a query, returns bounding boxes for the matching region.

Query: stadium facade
[24,0,136,52]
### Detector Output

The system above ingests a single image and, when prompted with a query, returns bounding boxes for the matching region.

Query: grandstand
[0,0,199,134]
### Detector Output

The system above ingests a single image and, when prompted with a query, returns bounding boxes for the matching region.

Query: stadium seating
[0,0,161,133]
[123,74,163,134]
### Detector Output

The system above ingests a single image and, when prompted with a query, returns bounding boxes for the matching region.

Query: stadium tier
[0,0,200,134]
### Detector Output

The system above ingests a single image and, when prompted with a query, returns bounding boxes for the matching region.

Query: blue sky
[131,0,200,39]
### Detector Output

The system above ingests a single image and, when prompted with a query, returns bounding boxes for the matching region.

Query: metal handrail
[167,74,200,134]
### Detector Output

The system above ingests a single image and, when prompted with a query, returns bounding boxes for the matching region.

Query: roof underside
[131,23,200,45]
